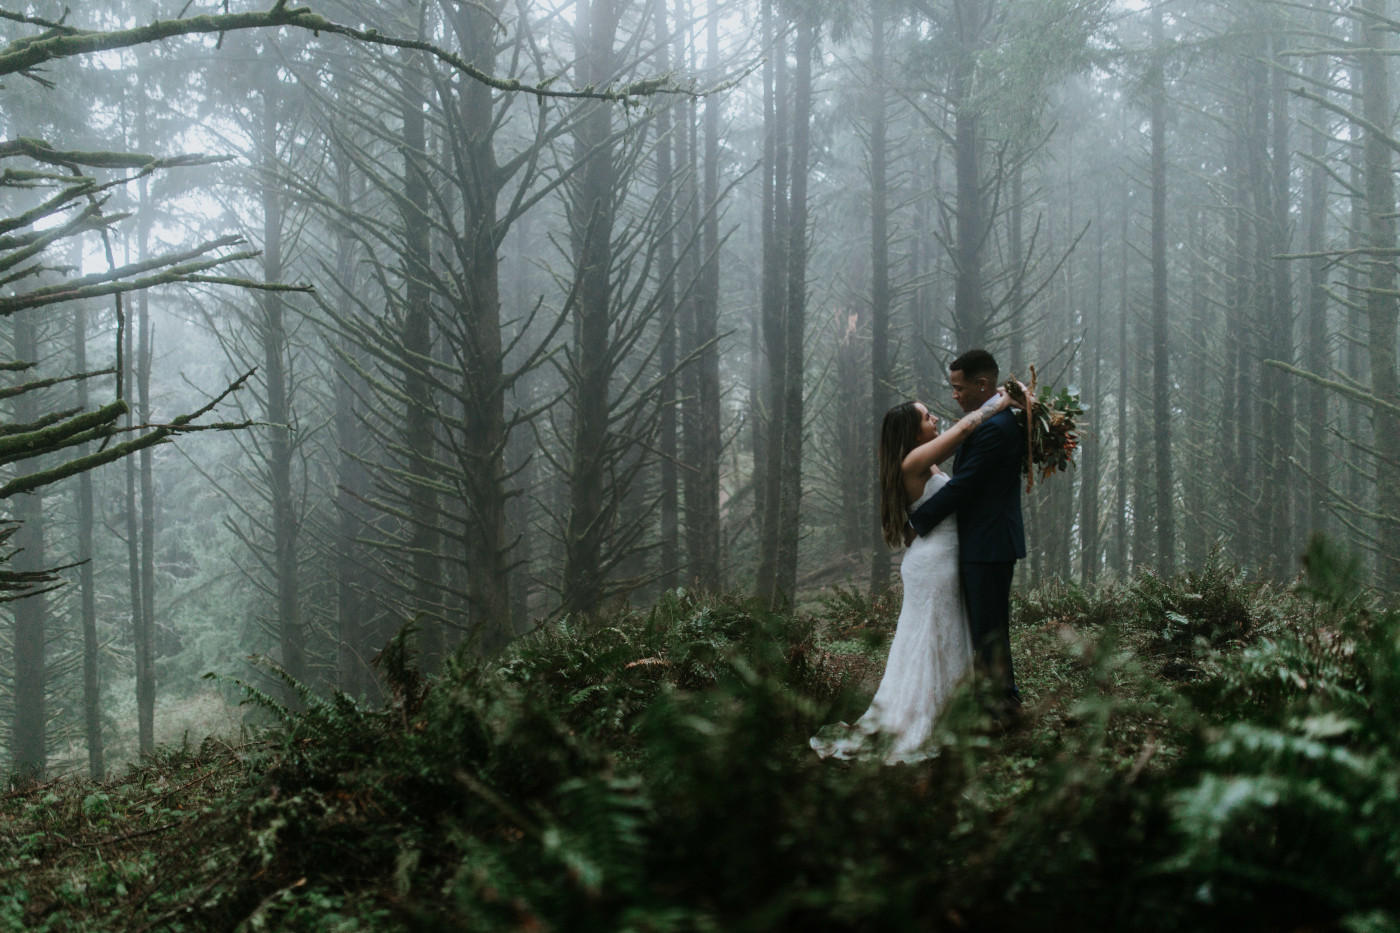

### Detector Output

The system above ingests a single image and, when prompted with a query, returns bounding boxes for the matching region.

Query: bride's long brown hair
[878,402,924,549]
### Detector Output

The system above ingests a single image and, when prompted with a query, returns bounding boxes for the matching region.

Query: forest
[3,0,1400,929]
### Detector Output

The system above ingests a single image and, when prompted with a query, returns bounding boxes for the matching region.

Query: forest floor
[2,540,1397,932]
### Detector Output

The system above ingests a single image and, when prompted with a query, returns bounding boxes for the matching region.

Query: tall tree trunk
[774,12,815,601]
[1259,35,1295,573]
[655,0,679,592]
[1228,118,1257,569]
[131,172,154,755]
[1184,214,1211,571]
[331,145,370,694]
[1009,163,1025,376]
[258,68,304,689]
[1345,42,1371,548]
[951,0,987,350]
[677,14,702,585]
[444,0,513,652]
[398,32,444,661]
[1361,0,1400,590]
[688,0,723,590]
[1149,4,1173,574]
[508,219,535,627]
[562,0,620,617]
[1079,194,1104,585]
[868,2,893,595]
[73,303,104,778]
[1303,39,1330,539]
[755,0,789,603]
[1114,186,1129,576]
[912,144,939,403]
[11,312,47,780]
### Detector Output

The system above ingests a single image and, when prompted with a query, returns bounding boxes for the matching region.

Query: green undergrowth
[4,538,1400,932]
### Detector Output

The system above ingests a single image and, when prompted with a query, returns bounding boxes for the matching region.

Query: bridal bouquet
[1004,370,1083,490]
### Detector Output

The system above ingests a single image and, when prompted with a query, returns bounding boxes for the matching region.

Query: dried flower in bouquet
[1003,367,1083,492]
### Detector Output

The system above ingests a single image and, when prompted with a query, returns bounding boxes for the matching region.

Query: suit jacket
[907,408,1026,563]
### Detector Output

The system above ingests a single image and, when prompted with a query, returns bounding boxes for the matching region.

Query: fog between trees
[0,0,1394,779]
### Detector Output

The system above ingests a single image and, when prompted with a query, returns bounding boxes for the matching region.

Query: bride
[810,388,1019,763]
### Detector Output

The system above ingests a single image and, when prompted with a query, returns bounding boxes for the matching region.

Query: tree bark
[655,0,679,592]
[131,169,154,755]
[1114,185,1129,576]
[1079,194,1104,584]
[1259,35,1295,574]
[258,63,304,689]
[868,2,893,595]
[10,311,47,780]
[1149,4,1173,574]
[397,28,445,661]
[754,0,788,604]
[1184,213,1211,571]
[688,0,723,590]
[951,0,988,351]
[1361,0,1400,590]
[562,0,620,618]
[443,0,513,652]
[73,302,104,778]
[774,12,815,602]
[331,134,370,694]
[1303,37,1330,540]
[1227,110,1256,569]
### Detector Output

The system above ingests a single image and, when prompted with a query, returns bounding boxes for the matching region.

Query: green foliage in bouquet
[1005,377,1083,484]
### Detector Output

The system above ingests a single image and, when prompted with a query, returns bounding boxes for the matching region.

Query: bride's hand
[1004,380,1030,410]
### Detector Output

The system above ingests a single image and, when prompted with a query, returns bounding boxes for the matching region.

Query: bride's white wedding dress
[810,471,972,763]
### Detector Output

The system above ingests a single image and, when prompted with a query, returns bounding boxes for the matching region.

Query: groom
[908,349,1026,714]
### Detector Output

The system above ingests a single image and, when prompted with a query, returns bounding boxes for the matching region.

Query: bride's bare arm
[901,391,1014,478]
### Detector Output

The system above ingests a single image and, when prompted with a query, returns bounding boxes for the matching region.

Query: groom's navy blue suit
[908,408,1026,702]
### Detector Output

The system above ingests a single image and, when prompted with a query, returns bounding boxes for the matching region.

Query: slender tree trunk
[258,70,303,688]
[1149,4,1173,574]
[1229,116,1257,569]
[913,144,939,402]
[655,0,679,592]
[774,12,815,601]
[1345,43,1371,547]
[331,147,370,693]
[1361,1,1400,590]
[11,312,47,780]
[73,303,104,778]
[1079,194,1104,585]
[138,286,157,701]
[1304,40,1330,539]
[508,219,534,627]
[444,1,513,652]
[1009,163,1025,376]
[755,0,788,603]
[131,172,154,755]
[1260,35,1295,573]
[677,12,702,585]
[562,0,620,617]
[952,0,987,350]
[398,32,444,660]
[868,2,893,594]
[1184,214,1211,571]
[689,0,723,590]
[1114,187,1129,575]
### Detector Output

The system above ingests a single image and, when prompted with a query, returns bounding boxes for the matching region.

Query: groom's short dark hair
[950,349,998,383]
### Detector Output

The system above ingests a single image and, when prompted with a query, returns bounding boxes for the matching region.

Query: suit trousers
[960,561,1018,702]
